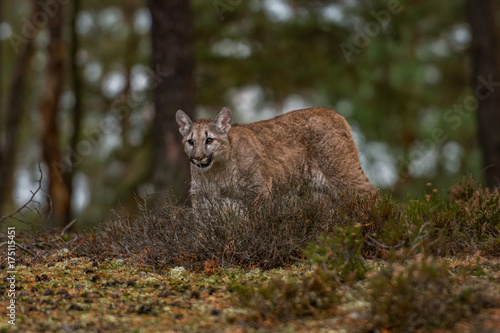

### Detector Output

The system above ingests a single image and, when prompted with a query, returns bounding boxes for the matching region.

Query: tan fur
[176,107,374,204]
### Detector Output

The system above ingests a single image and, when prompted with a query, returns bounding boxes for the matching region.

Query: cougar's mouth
[191,155,213,169]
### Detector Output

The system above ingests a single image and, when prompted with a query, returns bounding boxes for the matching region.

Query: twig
[0,163,44,226]
[60,219,77,237]
[366,234,406,250]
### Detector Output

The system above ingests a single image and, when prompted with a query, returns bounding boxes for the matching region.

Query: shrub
[90,181,349,269]
[303,226,366,283]
[348,180,500,258]
[449,176,500,255]
[367,255,491,331]
[82,176,499,269]
[231,225,372,322]
[231,265,339,322]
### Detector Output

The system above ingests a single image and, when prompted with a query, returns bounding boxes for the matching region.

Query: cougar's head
[176,107,232,171]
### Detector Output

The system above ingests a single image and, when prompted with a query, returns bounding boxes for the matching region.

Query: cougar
[176,107,374,207]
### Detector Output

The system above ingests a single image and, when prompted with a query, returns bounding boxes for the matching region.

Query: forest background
[0,0,499,230]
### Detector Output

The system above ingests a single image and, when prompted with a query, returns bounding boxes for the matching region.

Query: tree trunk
[120,0,141,147]
[148,0,196,198]
[40,1,70,229]
[0,0,40,214]
[65,0,82,227]
[466,0,500,188]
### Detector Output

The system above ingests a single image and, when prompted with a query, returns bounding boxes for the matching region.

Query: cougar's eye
[187,139,194,145]
[206,138,214,144]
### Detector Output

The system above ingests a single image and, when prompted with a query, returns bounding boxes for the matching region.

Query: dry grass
[80,176,499,270]
[89,182,355,269]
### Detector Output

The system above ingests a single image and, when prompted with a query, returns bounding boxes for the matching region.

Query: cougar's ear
[212,107,232,135]
[176,110,193,137]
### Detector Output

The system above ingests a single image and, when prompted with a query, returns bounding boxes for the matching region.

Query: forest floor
[1,245,499,333]
[2,179,500,332]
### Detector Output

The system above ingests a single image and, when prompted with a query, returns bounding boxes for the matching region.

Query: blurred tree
[111,0,152,208]
[148,0,196,198]
[66,0,83,224]
[40,0,70,229]
[0,0,40,215]
[466,0,500,188]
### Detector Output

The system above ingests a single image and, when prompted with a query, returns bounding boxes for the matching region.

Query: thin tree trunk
[65,0,82,226]
[120,0,140,147]
[148,0,196,198]
[466,0,500,188]
[108,0,150,210]
[0,0,40,213]
[40,1,70,229]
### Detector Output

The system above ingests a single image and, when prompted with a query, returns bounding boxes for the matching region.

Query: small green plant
[304,226,366,283]
[367,255,491,331]
[232,266,339,322]
[450,176,500,255]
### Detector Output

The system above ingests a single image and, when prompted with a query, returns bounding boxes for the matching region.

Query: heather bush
[367,255,492,331]
[303,225,366,283]
[95,182,348,269]
[85,176,499,269]
[231,265,339,322]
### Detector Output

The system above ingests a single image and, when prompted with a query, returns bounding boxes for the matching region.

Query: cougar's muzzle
[190,154,213,169]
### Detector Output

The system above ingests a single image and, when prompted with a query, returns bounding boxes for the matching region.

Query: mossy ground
[1,252,499,332]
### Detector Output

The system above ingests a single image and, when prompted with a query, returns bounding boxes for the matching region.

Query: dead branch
[0,164,44,226]
[60,219,77,237]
